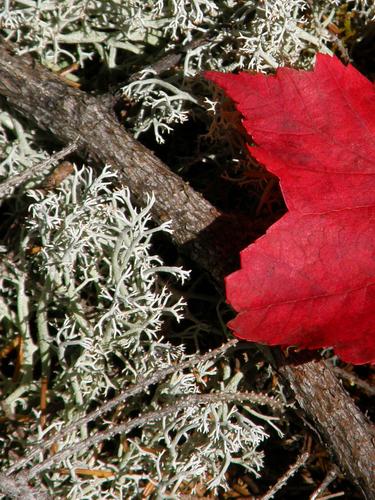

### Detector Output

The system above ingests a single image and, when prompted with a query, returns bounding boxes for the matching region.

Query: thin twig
[260,451,310,500]
[124,37,209,84]
[26,391,272,479]
[333,366,375,397]
[6,338,241,475]
[309,465,340,500]
[0,139,79,201]
[314,493,345,500]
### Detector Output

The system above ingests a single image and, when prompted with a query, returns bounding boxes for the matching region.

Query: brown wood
[0,39,374,498]
[0,39,254,283]
[280,358,375,498]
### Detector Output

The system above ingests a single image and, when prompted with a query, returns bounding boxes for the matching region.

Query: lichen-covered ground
[0,1,374,498]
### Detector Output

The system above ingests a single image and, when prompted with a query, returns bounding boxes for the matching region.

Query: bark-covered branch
[0,141,78,200]
[0,39,253,282]
[280,358,375,498]
[0,39,374,498]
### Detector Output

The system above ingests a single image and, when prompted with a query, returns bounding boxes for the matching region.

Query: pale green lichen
[0,165,281,498]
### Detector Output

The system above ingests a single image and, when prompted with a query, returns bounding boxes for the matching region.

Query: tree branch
[0,140,78,201]
[6,339,240,476]
[0,39,253,282]
[26,391,278,480]
[0,39,374,498]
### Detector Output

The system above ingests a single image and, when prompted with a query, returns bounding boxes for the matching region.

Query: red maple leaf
[205,54,375,364]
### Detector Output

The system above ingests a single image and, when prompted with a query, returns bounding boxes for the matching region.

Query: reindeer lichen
[0,165,282,498]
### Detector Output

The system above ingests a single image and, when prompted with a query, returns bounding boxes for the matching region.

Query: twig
[0,38,251,283]
[124,37,209,84]
[260,451,310,500]
[314,493,345,500]
[0,139,79,201]
[333,366,375,397]
[309,465,340,500]
[279,358,375,499]
[6,338,240,475]
[26,391,270,479]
